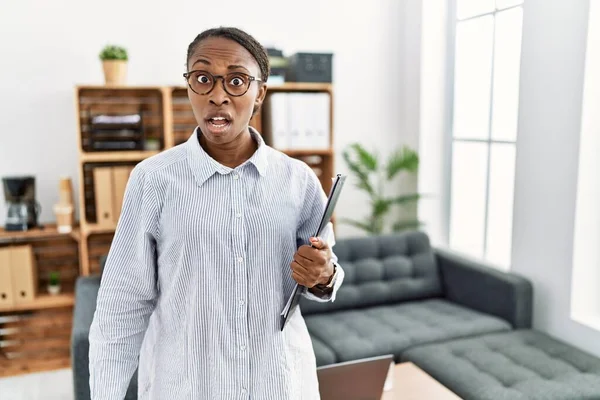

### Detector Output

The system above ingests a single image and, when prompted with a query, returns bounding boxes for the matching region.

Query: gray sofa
[72,231,600,400]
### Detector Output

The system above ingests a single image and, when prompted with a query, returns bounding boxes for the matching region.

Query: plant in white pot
[99,44,128,85]
[48,271,61,295]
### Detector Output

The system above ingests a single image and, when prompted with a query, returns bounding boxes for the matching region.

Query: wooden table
[382,362,462,399]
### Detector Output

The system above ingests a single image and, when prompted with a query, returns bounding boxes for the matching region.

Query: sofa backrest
[299,231,442,315]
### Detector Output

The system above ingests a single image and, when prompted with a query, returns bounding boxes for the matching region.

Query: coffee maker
[2,176,41,231]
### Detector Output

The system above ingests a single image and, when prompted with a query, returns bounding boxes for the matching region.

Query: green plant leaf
[386,146,419,180]
[350,143,378,172]
[373,198,391,217]
[342,148,375,196]
[389,193,422,205]
[392,220,424,232]
[99,45,128,61]
[49,271,60,285]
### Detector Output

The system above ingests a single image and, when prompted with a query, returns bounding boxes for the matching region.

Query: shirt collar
[186,126,269,187]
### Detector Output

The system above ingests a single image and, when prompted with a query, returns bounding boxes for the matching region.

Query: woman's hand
[290,237,334,288]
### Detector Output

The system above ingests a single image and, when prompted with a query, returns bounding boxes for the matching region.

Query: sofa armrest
[435,248,533,329]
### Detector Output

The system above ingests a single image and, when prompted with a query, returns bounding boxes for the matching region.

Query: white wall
[0,0,419,238]
[417,0,450,247]
[511,0,600,357]
[571,0,600,332]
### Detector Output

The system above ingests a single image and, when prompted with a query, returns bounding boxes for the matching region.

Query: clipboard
[280,173,347,331]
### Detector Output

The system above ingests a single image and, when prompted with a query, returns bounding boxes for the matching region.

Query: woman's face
[186,36,267,145]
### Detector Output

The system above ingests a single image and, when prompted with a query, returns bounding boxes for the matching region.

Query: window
[447,0,524,268]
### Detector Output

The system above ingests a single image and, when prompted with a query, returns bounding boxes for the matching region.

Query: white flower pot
[48,285,61,295]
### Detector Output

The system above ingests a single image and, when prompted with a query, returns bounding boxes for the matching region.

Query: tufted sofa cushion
[402,330,600,400]
[300,231,442,315]
[305,298,511,365]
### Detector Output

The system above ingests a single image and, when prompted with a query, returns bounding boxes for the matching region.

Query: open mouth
[207,117,230,127]
[205,117,232,134]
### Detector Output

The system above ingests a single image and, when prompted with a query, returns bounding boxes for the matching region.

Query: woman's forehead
[190,37,258,72]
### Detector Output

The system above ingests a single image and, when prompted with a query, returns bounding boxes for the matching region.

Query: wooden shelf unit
[0,293,74,313]
[0,224,79,243]
[80,150,160,163]
[74,83,335,275]
[0,226,79,377]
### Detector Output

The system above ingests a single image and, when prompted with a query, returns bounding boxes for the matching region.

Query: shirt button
[241,388,247,395]
[239,300,245,306]
[236,212,242,218]
[237,256,243,263]
[240,344,246,351]
[233,173,239,180]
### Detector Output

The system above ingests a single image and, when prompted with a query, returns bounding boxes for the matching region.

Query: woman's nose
[209,80,230,106]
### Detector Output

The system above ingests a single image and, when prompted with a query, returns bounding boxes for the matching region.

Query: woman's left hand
[290,237,334,288]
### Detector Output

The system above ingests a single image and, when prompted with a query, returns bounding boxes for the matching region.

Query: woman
[89,27,344,400]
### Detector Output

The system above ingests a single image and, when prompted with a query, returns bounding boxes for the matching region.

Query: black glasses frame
[183,70,263,97]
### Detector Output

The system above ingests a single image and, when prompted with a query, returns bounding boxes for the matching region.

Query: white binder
[313,93,331,150]
[268,93,290,150]
[288,93,306,150]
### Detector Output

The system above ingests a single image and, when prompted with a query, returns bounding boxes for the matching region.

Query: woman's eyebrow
[228,64,250,73]
[192,58,210,67]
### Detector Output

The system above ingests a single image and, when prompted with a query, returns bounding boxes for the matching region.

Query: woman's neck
[198,128,258,169]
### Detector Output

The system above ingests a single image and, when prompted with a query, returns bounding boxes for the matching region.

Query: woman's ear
[253,84,267,116]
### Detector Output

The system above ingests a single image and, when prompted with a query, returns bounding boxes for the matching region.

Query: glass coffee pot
[2,176,41,231]
[5,201,29,231]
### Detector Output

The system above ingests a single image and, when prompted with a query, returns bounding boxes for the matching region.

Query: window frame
[444,0,524,267]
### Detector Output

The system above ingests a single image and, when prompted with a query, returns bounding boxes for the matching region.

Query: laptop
[317,354,394,400]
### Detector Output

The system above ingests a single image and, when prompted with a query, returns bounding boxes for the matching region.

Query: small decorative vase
[48,284,61,296]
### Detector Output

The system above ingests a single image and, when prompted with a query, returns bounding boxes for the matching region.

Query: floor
[0,365,395,399]
[0,368,74,400]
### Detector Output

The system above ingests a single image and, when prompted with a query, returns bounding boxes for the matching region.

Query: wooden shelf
[73,84,335,274]
[81,223,116,236]
[0,225,79,243]
[76,84,163,90]
[0,356,71,378]
[80,150,159,163]
[0,293,74,313]
[283,149,333,157]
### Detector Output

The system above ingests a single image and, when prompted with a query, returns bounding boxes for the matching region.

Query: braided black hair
[186,27,270,82]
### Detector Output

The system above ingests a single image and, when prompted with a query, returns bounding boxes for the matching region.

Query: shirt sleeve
[296,165,345,303]
[88,165,160,400]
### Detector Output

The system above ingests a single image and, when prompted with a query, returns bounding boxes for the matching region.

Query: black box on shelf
[285,52,333,83]
[86,113,145,151]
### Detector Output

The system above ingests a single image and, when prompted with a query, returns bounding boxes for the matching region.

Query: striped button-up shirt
[88,128,344,400]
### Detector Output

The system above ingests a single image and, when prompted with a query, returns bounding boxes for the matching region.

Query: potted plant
[99,44,128,85]
[144,138,161,151]
[48,271,61,295]
[340,143,424,235]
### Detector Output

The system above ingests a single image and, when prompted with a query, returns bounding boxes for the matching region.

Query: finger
[292,270,308,286]
[291,260,320,283]
[291,259,310,275]
[309,236,329,250]
[295,248,315,263]
[297,248,328,267]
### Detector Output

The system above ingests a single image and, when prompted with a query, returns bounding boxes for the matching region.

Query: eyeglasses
[183,70,263,97]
